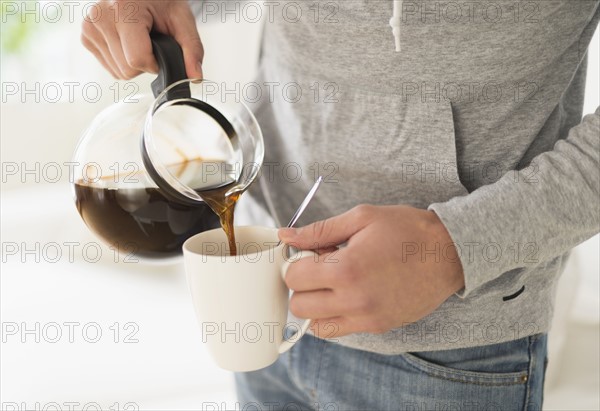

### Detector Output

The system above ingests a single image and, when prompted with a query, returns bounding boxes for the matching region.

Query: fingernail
[195,61,203,78]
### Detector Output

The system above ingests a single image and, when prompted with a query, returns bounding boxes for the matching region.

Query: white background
[1,1,598,409]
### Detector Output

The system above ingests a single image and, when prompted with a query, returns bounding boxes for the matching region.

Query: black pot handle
[149,32,191,100]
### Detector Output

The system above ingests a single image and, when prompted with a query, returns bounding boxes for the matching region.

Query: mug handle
[278,247,317,354]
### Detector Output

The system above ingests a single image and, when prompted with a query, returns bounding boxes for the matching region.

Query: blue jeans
[235,333,548,410]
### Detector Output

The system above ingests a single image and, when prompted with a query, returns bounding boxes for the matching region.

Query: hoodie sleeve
[428,106,600,298]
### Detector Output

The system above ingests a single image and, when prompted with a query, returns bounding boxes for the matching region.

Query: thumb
[169,8,204,78]
[278,205,373,249]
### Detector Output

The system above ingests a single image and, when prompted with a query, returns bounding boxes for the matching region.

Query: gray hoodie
[194,0,600,353]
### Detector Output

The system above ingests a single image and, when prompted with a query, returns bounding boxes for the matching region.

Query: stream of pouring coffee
[174,157,240,256]
[196,183,239,257]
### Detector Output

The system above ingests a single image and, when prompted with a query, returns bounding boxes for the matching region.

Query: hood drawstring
[389,0,402,52]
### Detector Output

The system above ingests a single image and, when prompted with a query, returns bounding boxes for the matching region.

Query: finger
[289,289,344,319]
[279,205,375,249]
[81,32,120,78]
[99,23,142,79]
[117,20,158,74]
[309,317,354,339]
[81,21,122,79]
[315,246,339,255]
[120,28,158,74]
[167,6,204,78]
[284,250,341,291]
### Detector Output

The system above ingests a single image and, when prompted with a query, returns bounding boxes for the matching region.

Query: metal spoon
[277,176,323,245]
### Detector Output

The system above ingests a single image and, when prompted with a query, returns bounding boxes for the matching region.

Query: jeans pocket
[401,352,528,386]
[400,336,533,387]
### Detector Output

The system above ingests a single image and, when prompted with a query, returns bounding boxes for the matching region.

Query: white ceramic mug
[183,226,316,372]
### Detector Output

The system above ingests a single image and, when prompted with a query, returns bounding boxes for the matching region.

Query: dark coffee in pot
[74,183,221,259]
[74,157,243,259]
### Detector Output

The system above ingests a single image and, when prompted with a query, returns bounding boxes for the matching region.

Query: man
[82,1,599,409]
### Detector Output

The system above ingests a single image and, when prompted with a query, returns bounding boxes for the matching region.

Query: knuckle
[83,8,95,23]
[288,296,305,318]
[185,35,203,50]
[317,321,340,339]
[81,20,94,36]
[125,54,152,71]
[170,2,195,20]
[352,204,374,221]
[85,2,107,24]
[283,267,297,289]
[121,70,138,80]
[311,219,330,242]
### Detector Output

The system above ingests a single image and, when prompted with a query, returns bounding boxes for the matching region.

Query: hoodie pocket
[295,88,470,211]
[250,60,470,221]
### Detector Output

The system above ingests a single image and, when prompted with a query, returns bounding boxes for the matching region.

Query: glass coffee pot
[72,33,264,260]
